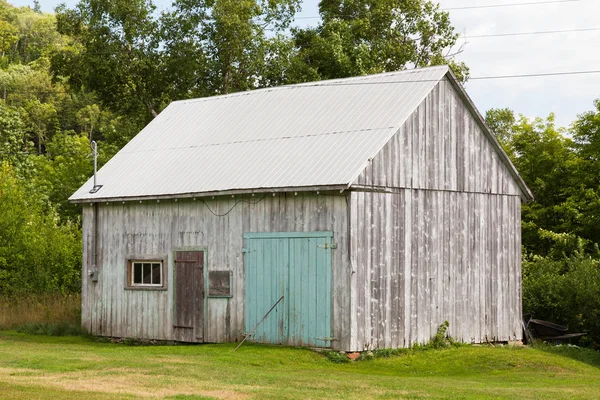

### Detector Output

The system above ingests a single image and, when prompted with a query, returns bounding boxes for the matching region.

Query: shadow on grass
[535,342,600,369]
[16,322,87,337]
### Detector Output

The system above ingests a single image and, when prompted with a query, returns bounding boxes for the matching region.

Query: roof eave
[68,184,350,204]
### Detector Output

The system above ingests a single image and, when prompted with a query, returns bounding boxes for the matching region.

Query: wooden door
[244,232,333,347]
[174,251,204,342]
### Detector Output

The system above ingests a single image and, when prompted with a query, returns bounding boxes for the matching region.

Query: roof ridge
[173,65,449,106]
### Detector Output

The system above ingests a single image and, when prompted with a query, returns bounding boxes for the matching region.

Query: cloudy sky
[20,0,600,128]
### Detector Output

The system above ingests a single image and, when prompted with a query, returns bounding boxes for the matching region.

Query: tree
[565,99,600,248]
[0,162,81,295]
[76,103,100,142]
[486,109,590,257]
[0,101,28,169]
[163,0,301,96]
[23,98,57,154]
[484,107,516,157]
[53,0,167,121]
[290,0,469,82]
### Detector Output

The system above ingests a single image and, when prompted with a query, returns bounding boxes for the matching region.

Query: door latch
[317,243,337,249]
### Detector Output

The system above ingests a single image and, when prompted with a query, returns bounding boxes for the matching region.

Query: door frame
[243,231,334,346]
[172,247,208,342]
[244,231,333,240]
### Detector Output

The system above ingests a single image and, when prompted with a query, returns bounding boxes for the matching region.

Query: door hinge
[315,336,337,341]
[317,243,337,249]
[242,248,255,253]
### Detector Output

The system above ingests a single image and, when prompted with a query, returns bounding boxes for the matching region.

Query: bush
[0,163,81,296]
[523,254,600,349]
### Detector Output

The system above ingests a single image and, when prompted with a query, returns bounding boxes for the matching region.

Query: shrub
[523,254,600,349]
[0,163,81,296]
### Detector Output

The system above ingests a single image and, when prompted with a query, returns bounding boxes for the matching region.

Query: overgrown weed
[0,293,81,332]
[322,321,470,363]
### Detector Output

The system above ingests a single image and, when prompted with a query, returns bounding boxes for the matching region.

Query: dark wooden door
[174,251,204,342]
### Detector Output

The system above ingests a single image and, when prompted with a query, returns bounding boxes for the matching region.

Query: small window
[208,271,232,297]
[129,260,163,287]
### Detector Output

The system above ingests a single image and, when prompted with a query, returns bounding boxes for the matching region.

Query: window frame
[125,256,168,291]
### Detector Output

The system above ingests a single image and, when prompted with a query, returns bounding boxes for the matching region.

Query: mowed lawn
[0,332,599,399]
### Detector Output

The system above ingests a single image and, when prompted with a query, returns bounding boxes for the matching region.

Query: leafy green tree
[28,132,95,221]
[565,99,600,248]
[0,163,81,295]
[290,0,469,81]
[485,109,588,257]
[484,107,516,157]
[0,101,28,168]
[0,19,18,61]
[1,5,63,63]
[23,98,57,154]
[75,103,100,142]
[53,0,166,121]
[163,0,301,95]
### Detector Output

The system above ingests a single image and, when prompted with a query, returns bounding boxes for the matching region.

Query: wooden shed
[70,66,533,351]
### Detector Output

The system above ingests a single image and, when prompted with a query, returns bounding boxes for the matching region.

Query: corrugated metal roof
[71,66,450,202]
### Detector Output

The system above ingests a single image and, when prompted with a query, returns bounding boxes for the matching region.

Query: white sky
[23,0,600,128]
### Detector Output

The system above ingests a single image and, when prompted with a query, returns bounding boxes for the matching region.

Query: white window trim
[131,260,163,287]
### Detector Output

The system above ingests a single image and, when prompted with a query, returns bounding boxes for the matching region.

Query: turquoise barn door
[244,236,288,344]
[243,232,333,347]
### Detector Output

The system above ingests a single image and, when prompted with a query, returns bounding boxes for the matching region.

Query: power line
[464,27,600,38]
[443,0,580,11]
[289,0,582,21]
[469,70,600,80]
[307,70,600,88]
[1,70,598,98]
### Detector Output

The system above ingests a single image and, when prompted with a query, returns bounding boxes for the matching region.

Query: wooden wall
[354,78,522,197]
[81,192,351,350]
[349,190,522,350]
[348,76,524,351]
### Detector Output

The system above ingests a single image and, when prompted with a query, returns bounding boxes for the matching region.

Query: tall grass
[0,293,81,331]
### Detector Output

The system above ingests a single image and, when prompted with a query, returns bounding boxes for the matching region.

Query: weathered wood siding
[81,193,351,350]
[348,76,524,351]
[355,78,521,197]
[349,190,522,350]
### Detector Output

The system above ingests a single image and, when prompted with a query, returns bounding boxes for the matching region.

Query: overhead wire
[0,69,598,100]
[288,0,582,20]
[295,70,600,88]
[464,27,600,39]
[443,0,580,10]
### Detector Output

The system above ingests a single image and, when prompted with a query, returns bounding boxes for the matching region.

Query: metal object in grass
[524,314,586,344]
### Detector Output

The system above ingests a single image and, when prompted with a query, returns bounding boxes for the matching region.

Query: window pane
[143,263,151,284]
[152,263,161,285]
[133,263,142,284]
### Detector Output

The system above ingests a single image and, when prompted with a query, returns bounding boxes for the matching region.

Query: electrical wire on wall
[200,190,349,217]
[201,194,268,217]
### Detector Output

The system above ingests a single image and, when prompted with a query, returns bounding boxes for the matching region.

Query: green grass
[0,332,599,399]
